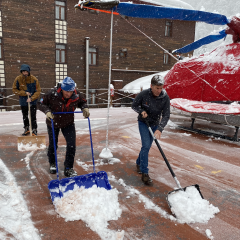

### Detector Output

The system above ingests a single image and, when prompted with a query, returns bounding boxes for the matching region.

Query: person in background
[12,64,41,136]
[131,75,170,185]
[38,77,90,178]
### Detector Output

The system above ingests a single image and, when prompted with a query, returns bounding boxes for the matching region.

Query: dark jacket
[38,87,88,128]
[132,88,170,132]
[12,74,41,106]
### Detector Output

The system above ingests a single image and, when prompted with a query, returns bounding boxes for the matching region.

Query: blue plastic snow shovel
[48,112,111,203]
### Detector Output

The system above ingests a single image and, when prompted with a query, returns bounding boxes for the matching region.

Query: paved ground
[0,108,240,239]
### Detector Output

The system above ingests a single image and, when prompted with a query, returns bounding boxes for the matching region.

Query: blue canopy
[113,3,230,54]
[115,3,229,25]
[174,30,227,54]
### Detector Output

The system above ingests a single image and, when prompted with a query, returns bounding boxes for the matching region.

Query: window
[165,21,172,37]
[55,1,66,20]
[56,44,66,63]
[89,47,98,65]
[0,39,2,59]
[163,50,171,65]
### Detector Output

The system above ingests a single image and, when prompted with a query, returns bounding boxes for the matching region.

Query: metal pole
[85,37,90,104]
[105,10,114,149]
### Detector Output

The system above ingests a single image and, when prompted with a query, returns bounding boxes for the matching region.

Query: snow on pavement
[53,185,124,240]
[0,158,41,240]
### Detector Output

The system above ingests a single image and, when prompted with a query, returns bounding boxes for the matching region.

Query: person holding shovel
[38,77,90,178]
[12,64,41,136]
[132,75,170,185]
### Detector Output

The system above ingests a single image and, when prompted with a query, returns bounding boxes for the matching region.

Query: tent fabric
[114,3,229,25]
[174,30,227,54]
[171,98,240,115]
[164,43,240,102]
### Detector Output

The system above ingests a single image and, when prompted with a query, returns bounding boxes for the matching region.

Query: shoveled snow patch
[76,158,121,170]
[99,148,113,159]
[167,186,220,224]
[18,142,46,152]
[0,158,40,240]
[53,185,124,240]
[206,229,214,239]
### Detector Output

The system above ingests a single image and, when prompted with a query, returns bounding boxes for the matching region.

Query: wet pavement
[0,108,240,239]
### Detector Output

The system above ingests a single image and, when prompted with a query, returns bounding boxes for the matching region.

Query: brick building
[0,0,195,110]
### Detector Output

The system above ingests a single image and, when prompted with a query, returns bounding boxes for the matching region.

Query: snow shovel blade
[166,184,204,210]
[17,135,46,149]
[48,171,111,202]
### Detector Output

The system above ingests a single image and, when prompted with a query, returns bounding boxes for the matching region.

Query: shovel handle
[145,119,178,179]
[53,111,82,114]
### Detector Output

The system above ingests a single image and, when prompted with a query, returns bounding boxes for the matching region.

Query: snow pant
[136,121,158,174]
[47,123,76,169]
[21,105,37,130]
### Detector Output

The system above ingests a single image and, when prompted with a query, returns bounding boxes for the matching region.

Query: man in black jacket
[132,75,170,185]
[38,77,90,177]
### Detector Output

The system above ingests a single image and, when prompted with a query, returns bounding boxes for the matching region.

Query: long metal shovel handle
[52,111,96,173]
[145,119,182,189]
[51,119,60,181]
[87,118,95,173]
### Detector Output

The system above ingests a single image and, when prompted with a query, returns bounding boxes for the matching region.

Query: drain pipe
[85,37,90,104]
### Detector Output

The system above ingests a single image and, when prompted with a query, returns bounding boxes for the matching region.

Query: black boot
[32,129,37,136]
[64,168,77,177]
[22,127,30,136]
[142,173,153,185]
[49,163,56,174]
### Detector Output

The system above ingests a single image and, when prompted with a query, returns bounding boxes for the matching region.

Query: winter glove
[46,112,54,120]
[82,108,90,118]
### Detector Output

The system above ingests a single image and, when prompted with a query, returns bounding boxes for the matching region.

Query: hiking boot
[32,129,37,136]
[142,173,153,185]
[22,127,30,136]
[136,164,142,174]
[64,168,77,177]
[49,163,56,174]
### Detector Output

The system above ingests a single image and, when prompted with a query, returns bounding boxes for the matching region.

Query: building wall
[0,0,195,109]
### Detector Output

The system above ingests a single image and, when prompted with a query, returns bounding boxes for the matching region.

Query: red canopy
[164,43,240,102]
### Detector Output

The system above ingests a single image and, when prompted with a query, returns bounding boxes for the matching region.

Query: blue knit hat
[61,77,76,91]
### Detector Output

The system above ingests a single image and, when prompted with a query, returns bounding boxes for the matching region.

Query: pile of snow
[122,71,169,94]
[0,159,40,240]
[167,186,220,224]
[18,142,46,152]
[53,185,124,240]
[99,147,113,159]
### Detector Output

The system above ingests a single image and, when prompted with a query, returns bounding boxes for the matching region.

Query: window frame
[55,1,66,21]
[165,21,173,37]
[0,39,2,60]
[88,47,98,66]
[56,44,67,64]
[163,50,171,65]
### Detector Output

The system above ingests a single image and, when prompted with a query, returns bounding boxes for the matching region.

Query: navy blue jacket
[132,88,170,132]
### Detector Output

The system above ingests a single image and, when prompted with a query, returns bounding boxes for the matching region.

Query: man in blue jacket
[12,64,41,136]
[132,75,170,185]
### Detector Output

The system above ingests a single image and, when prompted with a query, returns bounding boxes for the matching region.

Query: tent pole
[105,9,114,150]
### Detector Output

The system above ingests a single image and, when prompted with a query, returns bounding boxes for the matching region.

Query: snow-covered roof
[121,70,169,94]
[140,0,194,10]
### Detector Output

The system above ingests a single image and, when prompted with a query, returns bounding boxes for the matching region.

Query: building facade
[0,0,195,110]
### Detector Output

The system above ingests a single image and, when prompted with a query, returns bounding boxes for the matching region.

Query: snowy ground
[0,108,240,239]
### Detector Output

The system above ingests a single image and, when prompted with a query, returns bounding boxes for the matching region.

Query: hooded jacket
[38,87,88,128]
[12,64,41,106]
[132,88,170,132]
